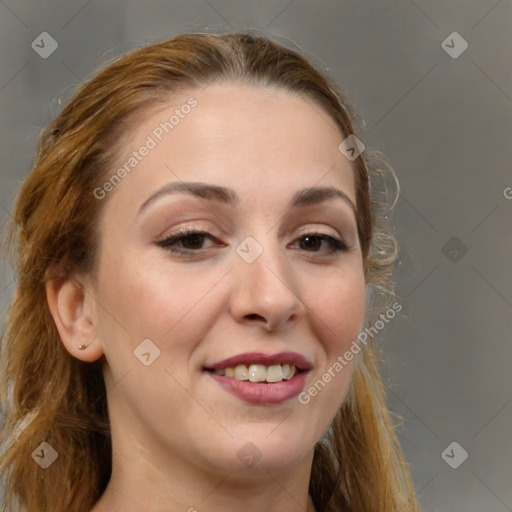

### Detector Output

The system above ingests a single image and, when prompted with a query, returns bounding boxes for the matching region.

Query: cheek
[306,268,366,353]
[297,271,365,416]
[95,250,225,356]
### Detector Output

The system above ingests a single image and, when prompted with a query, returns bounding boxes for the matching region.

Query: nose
[228,235,305,332]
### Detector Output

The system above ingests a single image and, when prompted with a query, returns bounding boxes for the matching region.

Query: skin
[46,82,367,512]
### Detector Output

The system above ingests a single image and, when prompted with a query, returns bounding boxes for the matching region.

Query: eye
[155,228,349,256]
[156,229,218,254]
[291,232,348,254]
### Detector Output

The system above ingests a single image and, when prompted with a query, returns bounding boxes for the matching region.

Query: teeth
[213,364,298,383]
[248,364,267,382]
[282,364,296,380]
[266,364,283,383]
[234,365,249,380]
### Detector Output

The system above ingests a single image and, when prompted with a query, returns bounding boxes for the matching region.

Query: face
[87,82,367,478]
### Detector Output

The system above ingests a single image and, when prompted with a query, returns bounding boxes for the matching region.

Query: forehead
[103,82,356,218]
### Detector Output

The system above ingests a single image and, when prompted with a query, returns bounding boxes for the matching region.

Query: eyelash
[156,228,348,256]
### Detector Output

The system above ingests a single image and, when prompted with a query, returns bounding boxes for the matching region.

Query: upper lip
[204,351,313,371]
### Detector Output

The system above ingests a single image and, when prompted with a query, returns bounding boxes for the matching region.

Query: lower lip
[206,371,310,405]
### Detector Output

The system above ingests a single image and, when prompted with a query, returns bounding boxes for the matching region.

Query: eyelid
[157,223,218,240]
[158,223,344,243]
[155,224,350,256]
[295,224,341,238]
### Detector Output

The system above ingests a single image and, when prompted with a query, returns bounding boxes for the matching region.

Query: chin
[199,428,315,475]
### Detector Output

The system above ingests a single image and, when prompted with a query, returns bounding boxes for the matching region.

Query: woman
[0,31,418,512]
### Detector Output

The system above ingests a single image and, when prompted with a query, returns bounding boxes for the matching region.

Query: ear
[46,274,104,363]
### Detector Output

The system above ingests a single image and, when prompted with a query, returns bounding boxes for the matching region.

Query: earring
[78,344,88,350]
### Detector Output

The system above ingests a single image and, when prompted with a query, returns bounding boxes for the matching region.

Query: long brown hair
[0,31,418,512]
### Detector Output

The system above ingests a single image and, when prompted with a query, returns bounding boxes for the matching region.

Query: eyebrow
[138,181,357,215]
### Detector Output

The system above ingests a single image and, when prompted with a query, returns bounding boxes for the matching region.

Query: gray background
[1,1,511,511]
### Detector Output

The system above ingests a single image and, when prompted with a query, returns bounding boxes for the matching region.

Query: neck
[90,432,317,512]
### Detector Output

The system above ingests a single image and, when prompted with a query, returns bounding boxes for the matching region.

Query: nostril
[246,313,264,321]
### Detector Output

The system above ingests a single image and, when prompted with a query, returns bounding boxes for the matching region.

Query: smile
[207,363,297,383]
[203,351,313,405]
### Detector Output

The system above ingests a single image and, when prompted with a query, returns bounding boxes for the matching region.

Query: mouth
[202,351,312,405]
[203,351,312,382]
[203,363,306,383]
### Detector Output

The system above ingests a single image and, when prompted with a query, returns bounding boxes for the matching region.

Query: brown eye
[156,230,218,254]
[179,233,207,250]
[293,233,347,254]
